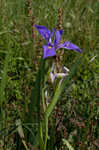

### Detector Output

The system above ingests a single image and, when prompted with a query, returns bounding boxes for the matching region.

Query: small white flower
[50,64,69,84]
[55,73,67,78]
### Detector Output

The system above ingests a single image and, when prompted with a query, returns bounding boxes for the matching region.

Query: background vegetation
[0,0,99,149]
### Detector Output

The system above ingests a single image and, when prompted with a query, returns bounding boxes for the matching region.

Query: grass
[0,0,99,149]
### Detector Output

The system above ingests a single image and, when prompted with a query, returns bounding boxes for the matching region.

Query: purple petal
[50,72,56,83]
[57,41,82,53]
[34,25,51,43]
[54,30,63,47]
[43,45,56,59]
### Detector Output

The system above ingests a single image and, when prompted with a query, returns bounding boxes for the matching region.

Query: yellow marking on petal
[60,40,63,44]
[48,46,52,49]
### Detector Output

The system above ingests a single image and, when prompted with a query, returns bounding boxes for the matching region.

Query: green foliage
[27,58,45,147]
[62,138,74,150]
[0,0,99,150]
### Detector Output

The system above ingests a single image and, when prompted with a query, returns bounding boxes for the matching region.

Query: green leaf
[62,139,75,150]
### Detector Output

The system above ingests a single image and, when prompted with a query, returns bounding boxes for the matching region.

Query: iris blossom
[34,25,82,59]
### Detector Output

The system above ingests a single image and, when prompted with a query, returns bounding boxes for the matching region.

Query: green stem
[39,123,44,150]
[41,88,46,112]
[44,116,48,150]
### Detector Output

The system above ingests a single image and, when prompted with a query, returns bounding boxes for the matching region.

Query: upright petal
[34,25,51,43]
[48,28,56,44]
[43,45,56,59]
[54,30,63,47]
[57,41,82,53]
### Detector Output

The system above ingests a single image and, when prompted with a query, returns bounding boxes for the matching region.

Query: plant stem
[44,116,48,150]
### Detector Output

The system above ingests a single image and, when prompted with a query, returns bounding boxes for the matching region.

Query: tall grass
[0,0,99,149]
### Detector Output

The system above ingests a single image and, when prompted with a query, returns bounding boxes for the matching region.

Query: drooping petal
[63,66,70,73]
[43,45,56,59]
[57,41,82,53]
[54,30,63,47]
[34,25,51,43]
[55,73,67,79]
[50,72,56,83]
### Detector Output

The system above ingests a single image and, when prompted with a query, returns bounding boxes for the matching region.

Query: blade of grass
[62,138,74,150]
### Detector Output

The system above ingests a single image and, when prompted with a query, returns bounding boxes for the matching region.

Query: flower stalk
[33,24,82,150]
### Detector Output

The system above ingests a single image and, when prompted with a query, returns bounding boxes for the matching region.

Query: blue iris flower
[34,25,82,59]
